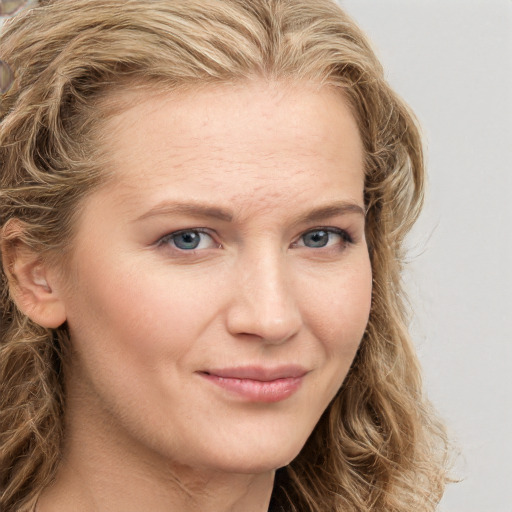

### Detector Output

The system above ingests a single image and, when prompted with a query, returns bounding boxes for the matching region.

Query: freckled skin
[39,82,373,512]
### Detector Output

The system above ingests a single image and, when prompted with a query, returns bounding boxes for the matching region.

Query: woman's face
[57,81,372,474]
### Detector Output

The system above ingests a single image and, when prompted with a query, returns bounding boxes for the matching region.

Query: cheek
[300,258,372,356]
[64,258,214,368]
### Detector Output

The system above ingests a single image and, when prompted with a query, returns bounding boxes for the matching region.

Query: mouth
[197,365,308,403]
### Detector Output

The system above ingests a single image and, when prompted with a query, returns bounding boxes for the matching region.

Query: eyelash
[292,227,353,249]
[157,228,217,251]
[156,227,353,252]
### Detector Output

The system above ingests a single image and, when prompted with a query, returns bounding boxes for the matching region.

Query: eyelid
[154,225,354,252]
[156,228,220,250]
[303,226,353,240]
[292,226,353,248]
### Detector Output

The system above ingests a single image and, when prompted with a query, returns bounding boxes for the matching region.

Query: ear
[1,222,67,329]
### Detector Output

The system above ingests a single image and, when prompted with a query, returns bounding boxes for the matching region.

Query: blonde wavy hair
[0,0,450,510]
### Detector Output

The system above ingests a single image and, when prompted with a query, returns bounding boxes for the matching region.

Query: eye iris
[173,231,201,250]
[303,230,329,248]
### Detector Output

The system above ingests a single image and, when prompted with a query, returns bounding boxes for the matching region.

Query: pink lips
[198,365,307,403]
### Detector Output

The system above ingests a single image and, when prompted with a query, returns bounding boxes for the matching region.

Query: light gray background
[339,1,511,511]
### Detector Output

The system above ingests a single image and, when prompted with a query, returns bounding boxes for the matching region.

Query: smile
[198,365,307,403]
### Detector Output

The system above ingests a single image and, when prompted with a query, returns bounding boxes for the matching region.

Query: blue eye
[298,228,351,248]
[159,230,216,250]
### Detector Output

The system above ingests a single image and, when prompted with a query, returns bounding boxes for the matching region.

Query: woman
[0,1,450,510]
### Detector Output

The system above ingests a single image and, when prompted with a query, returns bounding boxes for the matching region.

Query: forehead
[92,80,365,217]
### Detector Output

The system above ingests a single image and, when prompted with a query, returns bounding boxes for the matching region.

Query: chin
[205,439,306,475]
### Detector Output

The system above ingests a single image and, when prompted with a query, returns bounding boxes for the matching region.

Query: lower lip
[199,373,303,402]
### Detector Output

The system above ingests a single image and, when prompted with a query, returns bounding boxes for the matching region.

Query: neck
[38,464,274,512]
[36,395,275,512]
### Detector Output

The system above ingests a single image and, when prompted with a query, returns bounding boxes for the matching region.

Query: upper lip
[200,365,308,381]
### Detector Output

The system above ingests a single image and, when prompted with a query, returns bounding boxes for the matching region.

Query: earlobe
[1,224,67,329]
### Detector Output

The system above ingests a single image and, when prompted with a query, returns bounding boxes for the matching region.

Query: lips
[201,365,307,381]
[198,365,307,402]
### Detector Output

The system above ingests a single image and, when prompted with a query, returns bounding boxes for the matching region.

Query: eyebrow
[134,200,365,224]
[135,202,233,223]
[293,202,366,225]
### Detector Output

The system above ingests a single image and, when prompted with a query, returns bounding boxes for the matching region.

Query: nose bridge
[226,245,302,343]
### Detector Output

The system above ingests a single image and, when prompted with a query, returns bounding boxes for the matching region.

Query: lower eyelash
[157,229,212,249]
[294,227,354,250]
[314,228,353,244]
[338,230,353,244]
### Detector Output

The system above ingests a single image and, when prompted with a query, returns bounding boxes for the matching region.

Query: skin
[33,81,372,512]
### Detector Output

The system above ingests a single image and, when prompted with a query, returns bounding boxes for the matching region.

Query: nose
[225,251,302,344]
